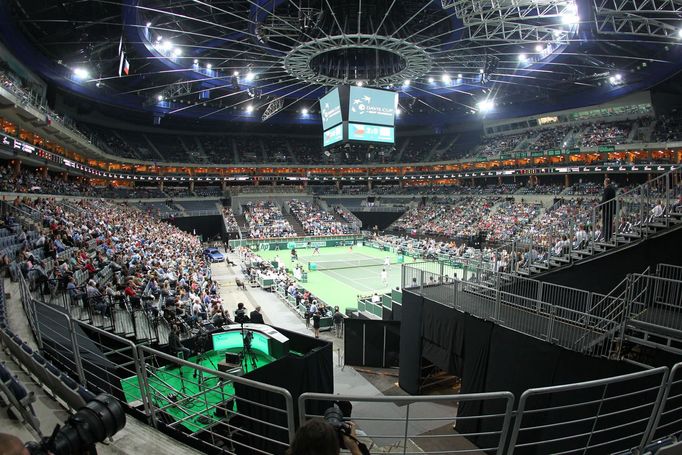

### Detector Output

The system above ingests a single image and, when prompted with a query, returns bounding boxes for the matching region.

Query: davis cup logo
[322,102,340,121]
[351,95,371,115]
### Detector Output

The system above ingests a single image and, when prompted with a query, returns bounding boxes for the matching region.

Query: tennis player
[384,256,390,269]
[313,246,320,255]
[381,268,388,286]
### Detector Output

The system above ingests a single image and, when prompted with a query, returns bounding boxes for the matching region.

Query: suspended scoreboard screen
[320,86,397,147]
[348,86,398,126]
[319,88,343,131]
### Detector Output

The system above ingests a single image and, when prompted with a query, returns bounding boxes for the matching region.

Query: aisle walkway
[212,248,460,449]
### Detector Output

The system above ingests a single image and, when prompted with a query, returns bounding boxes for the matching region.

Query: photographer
[286,419,363,455]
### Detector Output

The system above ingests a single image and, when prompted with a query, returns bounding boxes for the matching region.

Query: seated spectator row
[243,201,295,239]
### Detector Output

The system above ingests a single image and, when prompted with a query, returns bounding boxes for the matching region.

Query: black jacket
[250,310,264,324]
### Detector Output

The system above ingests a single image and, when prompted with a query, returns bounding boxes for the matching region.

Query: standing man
[602,177,616,241]
[332,307,344,338]
[380,268,388,286]
[384,256,391,270]
[250,305,265,324]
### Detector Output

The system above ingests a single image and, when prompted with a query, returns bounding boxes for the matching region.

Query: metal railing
[299,392,514,455]
[10,269,682,454]
[507,367,670,455]
[402,261,682,359]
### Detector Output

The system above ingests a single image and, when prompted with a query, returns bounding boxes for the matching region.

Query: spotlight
[535,44,544,52]
[457,73,462,79]
[442,73,451,83]
[561,11,579,25]
[615,73,622,81]
[72,68,90,80]
[172,48,182,57]
[156,36,162,42]
[477,99,494,113]
[403,79,410,86]
[356,80,364,86]
[518,53,528,62]
[157,95,164,101]
[428,77,434,83]
[146,22,152,27]
[206,63,212,69]
[479,68,484,73]
[161,41,173,52]
[608,76,615,84]
[301,108,309,115]
[245,72,256,81]
[193,59,199,64]
[233,71,240,76]
[246,104,254,113]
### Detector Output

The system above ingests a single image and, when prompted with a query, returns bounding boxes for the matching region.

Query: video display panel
[319,88,343,130]
[348,87,398,126]
[347,123,395,143]
[323,123,344,147]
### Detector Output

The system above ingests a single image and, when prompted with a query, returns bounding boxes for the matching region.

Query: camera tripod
[239,324,258,372]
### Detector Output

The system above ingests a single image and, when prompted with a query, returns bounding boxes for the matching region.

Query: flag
[118,52,125,77]
[123,58,130,75]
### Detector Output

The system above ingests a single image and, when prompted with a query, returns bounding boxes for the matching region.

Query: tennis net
[308,257,389,271]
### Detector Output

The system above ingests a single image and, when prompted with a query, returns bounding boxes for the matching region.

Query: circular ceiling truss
[6,0,682,123]
[284,34,433,87]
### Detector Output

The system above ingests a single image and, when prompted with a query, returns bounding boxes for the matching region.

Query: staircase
[233,207,250,236]
[283,206,306,236]
[503,167,682,279]
[571,264,682,360]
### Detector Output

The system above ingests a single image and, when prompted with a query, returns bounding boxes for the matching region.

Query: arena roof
[2,0,682,127]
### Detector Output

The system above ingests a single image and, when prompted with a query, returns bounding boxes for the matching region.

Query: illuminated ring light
[284,34,433,87]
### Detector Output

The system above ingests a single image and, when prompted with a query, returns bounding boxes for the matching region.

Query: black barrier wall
[168,215,225,241]
[399,289,652,454]
[351,210,405,230]
[344,319,400,368]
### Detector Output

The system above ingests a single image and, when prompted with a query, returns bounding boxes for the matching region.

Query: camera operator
[168,325,191,360]
[286,419,362,455]
[234,302,250,324]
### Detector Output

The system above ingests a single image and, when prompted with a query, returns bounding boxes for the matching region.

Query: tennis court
[255,244,462,312]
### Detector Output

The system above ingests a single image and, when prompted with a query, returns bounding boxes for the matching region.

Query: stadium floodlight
[193,59,198,64]
[518,53,528,62]
[403,79,410,86]
[233,71,240,76]
[172,48,182,57]
[73,68,90,80]
[479,68,484,73]
[535,44,544,52]
[245,72,256,81]
[156,36,162,42]
[206,63,212,69]
[457,73,462,79]
[246,104,254,113]
[356,80,364,86]
[608,76,615,84]
[146,22,152,27]
[301,108,309,115]
[428,76,435,83]
[442,73,451,83]
[161,40,173,52]
[157,95,164,101]
[477,99,494,113]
